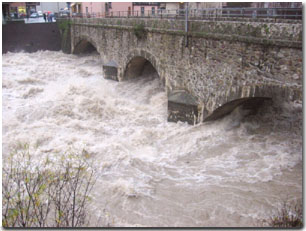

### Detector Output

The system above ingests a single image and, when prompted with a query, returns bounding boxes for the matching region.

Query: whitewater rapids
[2,51,302,227]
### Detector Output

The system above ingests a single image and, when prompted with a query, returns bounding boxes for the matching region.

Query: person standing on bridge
[48,13,53,22]
[43,13,47,22]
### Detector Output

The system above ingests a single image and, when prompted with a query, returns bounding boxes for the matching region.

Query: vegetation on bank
[2,144,96,227]
[266,199,303,228]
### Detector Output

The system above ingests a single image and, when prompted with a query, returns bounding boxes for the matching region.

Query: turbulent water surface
[2,51,302,227]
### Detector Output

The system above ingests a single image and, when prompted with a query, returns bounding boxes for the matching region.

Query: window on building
[10,7,17,13]
[105,3,109,12]
[109,2,112,9]
[86,7,88,13]
[179,3,185,9]
[152,7,155,15]
[141,7,144,16]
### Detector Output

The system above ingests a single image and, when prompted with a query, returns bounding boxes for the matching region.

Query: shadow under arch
[200,84,301,122]
[203,97,271,122]
[73,36,99,54]
[122,50,164,84]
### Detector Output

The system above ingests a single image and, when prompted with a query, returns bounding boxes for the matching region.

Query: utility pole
[185,2,189,47]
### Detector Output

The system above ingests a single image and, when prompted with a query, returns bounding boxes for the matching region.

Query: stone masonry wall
[69,17,302,122]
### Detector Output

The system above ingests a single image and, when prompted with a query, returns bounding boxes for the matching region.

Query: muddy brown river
[2,51,302,227]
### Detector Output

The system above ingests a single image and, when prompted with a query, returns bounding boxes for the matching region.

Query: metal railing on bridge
[62,7,302,20]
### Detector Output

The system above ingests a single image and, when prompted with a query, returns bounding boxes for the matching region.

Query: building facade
[132,2,160,16]
[189,2,223,9]
[223,2,302,8]
[36,2,67,13]
[81,2,105,15]
[6,2,26,18]
[3,2,68,19]
[2,2,40,18]
[71,2,82,14]
[69,2,303,18]
[106,2,133,16]
[72,2,133,17]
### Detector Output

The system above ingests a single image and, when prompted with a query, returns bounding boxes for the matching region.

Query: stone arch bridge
[60,17,302,124]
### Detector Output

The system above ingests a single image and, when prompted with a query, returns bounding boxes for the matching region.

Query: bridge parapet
[70,17,302,47]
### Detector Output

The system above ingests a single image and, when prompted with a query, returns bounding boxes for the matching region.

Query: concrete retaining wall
[2,21,61,53]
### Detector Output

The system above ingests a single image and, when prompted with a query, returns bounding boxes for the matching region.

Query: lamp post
[185,2,189,47]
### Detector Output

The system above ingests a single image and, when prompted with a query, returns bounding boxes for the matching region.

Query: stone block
[168,90,198,125]
[103,60,118,81]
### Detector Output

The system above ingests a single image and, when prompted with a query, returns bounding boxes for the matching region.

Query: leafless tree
[2,144,96,228]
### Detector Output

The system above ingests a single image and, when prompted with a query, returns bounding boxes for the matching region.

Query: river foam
[2,51,302,227]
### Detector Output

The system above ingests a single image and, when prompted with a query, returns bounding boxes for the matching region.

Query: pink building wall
[81,2,105,15]
[133,5,158,14]
[81,2,132,16]
[10,2,26,8]
[109,2,133,13]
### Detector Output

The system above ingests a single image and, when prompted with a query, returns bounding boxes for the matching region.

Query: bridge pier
[168,90,199,125]
[103,61,119,81]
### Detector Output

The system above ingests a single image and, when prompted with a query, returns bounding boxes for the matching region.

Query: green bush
[57,19,71,53]
[134,24,146,40]
[2,144,96,227]
[58,19,70,31]
[268,200,303,228]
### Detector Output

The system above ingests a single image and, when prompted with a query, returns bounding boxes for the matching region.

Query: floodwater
[2,51,302,227]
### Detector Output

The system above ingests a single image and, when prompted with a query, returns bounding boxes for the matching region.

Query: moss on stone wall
[116,19,122,26]
[58,19,70,30]
[57,19,71,54]
[133,24,146,39]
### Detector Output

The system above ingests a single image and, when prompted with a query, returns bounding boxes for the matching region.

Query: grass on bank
[267,199,303,228]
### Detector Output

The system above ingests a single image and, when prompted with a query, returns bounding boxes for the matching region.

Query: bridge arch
[120,49,164,83]
[72,36,99,55]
